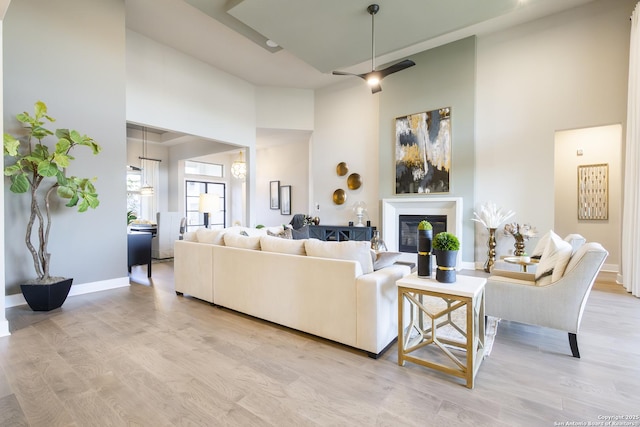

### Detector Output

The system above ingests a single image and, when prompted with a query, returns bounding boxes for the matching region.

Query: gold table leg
[397,286,485,388]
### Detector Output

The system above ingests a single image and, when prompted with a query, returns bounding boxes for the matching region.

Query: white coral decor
[471,201,515,229]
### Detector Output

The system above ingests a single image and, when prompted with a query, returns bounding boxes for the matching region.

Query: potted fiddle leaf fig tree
[3,101,102,311]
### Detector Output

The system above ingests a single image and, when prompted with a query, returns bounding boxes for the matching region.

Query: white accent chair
[492,233,587,273]
[485,241,608,358]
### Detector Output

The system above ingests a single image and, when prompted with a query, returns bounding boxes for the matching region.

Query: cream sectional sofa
[174,227,411,357]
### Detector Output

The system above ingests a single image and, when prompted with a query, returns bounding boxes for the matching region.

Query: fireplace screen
[398,215,447,253]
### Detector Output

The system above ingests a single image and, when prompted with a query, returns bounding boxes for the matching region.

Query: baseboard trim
[0,319,10,337]
[5,276,130,308]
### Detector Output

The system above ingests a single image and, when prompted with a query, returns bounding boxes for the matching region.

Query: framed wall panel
[578,163,608,220]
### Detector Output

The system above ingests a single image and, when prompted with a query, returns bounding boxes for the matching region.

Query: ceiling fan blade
[378,59,416,78]
[332,70,366,80]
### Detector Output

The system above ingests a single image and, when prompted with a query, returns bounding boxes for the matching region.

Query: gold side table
[396,273,487,388]
[503,256,538,272]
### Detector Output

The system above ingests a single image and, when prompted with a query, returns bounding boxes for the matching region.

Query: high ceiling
[125,0,596,148]
[126,0,596,90]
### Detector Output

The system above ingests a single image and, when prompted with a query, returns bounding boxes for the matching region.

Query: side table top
[396,272,486,298]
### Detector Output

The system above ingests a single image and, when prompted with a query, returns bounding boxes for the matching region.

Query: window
[185,181,226,232]
[185,160,223,178]
[126,168,142,219]
[127,159,159,223]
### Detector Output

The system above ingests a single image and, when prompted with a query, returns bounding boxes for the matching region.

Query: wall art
[280,185,291,215]
[578,163,608,220]
[270,180,280,210]
[395,107,451,194]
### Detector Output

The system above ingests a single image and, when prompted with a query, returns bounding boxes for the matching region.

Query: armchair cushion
[535,231,572,286]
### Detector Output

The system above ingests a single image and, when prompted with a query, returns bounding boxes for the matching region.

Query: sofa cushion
[195,228,226,245]
[371,250,403,271]
[223,233,261,250]
[183,231,197,242]
[304,239,373,275]
[225,226,267,237]
[260,235,306,255]
[535,231,572,286]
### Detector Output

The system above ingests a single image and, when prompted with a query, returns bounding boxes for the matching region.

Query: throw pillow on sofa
[260,235,306,255]
[534,231,572,286]
[531,230,551,259]
[371,250,403,270]
[267,228,293,239]
[304,239,373,275]
[223,233,261,250]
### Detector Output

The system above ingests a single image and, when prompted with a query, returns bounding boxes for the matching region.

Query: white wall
[0,14,9,335]
[126,30,258,226]
[313,37,477,263]
[555,124,622,269]
[256,140,310,227]
[256,87,314,131]
[3,0,127,294]
[313,81,380,227]
[474,0,633,267]
[126,30,256,146]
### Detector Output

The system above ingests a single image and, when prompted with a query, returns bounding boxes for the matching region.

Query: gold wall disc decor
[336,162,348,176]
[333,189,346,205]
[347,173,362,190]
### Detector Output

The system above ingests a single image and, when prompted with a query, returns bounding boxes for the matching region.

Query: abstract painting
[395,107,451,194]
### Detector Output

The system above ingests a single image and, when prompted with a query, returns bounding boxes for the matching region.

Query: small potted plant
[433,232,460,283]
[417,220,433,277]
[3,101,101,311]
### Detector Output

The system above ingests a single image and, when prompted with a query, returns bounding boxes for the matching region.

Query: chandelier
[231,151,246,180]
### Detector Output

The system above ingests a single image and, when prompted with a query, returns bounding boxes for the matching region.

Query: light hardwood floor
[0,264,638,426]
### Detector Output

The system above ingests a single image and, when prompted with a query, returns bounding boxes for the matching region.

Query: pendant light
[140,126,154,196]
[231,151,247,180]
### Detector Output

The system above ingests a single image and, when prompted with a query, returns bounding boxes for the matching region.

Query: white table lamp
[199,193,220,228]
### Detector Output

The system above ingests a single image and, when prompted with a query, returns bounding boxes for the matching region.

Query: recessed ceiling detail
[126,0,597,89]
[225,0,545,73]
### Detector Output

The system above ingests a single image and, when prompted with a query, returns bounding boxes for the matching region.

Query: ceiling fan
[332,4,415,94]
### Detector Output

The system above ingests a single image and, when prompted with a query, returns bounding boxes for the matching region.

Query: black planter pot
[434,250,458,283]
[20,278,73,311]
[417,229,432,278]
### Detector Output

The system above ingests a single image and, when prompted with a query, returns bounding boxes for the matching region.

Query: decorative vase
[20,278,73,311]
[484,228,497,273]
[434,250,457,283]
[370,230,387,251]
[417,229,432,277]
[514,237,526,256]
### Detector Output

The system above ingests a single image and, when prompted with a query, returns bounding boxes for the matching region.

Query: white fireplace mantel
[381,197,463,266]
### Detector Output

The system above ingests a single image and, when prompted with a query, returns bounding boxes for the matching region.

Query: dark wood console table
[308,225,373,242]
[128,232,152,277]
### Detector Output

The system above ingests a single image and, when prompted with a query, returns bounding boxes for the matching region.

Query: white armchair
[485,241,608,358]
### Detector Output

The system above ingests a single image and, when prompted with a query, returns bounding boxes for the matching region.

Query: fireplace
[382,197,463,265]
[398,215,447,253]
